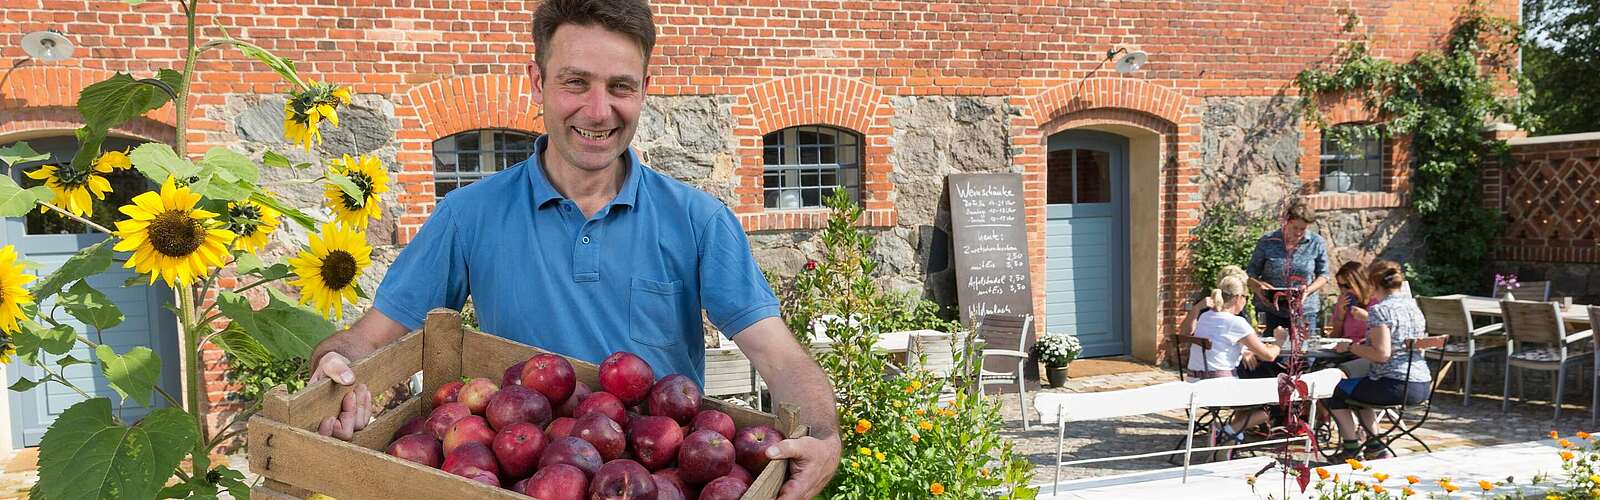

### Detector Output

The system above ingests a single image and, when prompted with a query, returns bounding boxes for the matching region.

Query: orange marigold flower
[915,409,927,416]
[1345,458,1364,470]
[1580,431,1593,440]
[911,433,921,443]
[1373,472,1389,483]
[1563,451,1576,461]
[1552,430,1561,439]
[1439,479,1459,493]
[919,420,934,431]
[1406,475,1420,484]
[855,419,872,434]
[930,482,945,496]
[980,468,990,478]
[904,386,916,394]
[1315,468,1329,480]
[1478,480,1495,491]
[1561,438,1576,448]
[1373,485,1387,494]
[1402,486,1415,496]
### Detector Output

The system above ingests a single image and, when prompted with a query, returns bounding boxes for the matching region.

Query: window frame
[1318,124,1387,193]
[432,128,540,199]
[761,125,863,210]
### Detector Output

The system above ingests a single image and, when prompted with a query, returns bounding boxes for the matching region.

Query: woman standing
[1245,198,1332,340]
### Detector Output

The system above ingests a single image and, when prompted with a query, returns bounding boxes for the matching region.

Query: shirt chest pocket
[630,276,685,348]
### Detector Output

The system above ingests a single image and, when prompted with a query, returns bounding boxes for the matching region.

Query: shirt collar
[527,135,643,210]
[1272,229,1313,246]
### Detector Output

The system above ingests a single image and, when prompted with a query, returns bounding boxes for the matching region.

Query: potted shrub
[1034,332,1082,388]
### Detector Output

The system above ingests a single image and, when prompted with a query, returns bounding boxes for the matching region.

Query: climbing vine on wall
[1294,3,1539,292]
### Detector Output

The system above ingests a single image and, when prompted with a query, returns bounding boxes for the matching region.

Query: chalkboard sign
[947,173,1034,327]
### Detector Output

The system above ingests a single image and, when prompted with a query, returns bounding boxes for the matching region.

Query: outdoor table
[1433,294,1593,327]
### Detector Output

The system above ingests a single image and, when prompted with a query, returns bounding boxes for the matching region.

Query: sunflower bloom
[854,419,871,434]
[113,177,236,287]
[324,154,389,229]
[225,198,282,253]
[283,80,353,150]
[288,223,372,320]
[26,160,113,218]
[929,483,944,496]
[0,246,36,335]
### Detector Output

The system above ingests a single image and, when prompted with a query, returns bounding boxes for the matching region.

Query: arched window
[762,125,862,209]
[1319,124,1385,193]
[432,129,539,199]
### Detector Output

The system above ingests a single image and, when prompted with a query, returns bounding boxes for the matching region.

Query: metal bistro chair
[1347,335,1449,457]
[1416,296,1504,406]
[974,313,1035,431]
[1501,300,1593,421]
[1168,333,1231,464]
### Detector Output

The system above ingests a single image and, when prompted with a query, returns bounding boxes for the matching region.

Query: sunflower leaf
[35,399,197,500]
[69,126,105,173]
[0,141,50,166]
[29,239,114,303]
[123,275,149,288]
[95,345,161,406]
[249,191,317,231]
[8,377,43,392]
[60,280,125,330]
[72,70,181,171]
[14,320,77,365]
[129,143,197,184]
[0,174,45,217]
[217,289,335,360]
[261,151,291,169]
[214,324,274,367]
[231,43,300,90]
[56,354,90,368]
[325,173,363,204]
[234,253,265,275]
[202,147,259,184]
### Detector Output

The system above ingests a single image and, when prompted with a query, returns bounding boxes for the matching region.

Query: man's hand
[768,433,842,499]
[306,309,409,441]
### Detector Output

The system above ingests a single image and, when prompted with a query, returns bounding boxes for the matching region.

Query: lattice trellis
[1503,156,1600,242]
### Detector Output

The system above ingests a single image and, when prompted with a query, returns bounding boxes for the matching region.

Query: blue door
[1,135,181,446]
[1044,130,1129,357]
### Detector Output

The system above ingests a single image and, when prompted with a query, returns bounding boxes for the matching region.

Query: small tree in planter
[1033,332,1081,388]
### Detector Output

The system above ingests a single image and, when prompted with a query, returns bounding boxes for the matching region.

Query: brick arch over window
[394,74,543,242]
[1299,91,1410,210]
[0,66,178,129]
[732,74,894,230]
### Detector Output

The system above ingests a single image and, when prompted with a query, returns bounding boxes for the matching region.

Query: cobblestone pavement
[997,367,1600,486]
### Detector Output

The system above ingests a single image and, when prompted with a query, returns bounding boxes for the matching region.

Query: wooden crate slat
[249,417,527,500]
[352,396,423,451]
[422,308,466,414]
[262,329,423,429]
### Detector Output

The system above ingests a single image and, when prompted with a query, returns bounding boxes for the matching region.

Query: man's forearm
[768,361,839,440]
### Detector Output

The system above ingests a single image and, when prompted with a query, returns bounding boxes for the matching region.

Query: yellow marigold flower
[910,380,923,391]
[929,483,945,496]
[1561,438,1576,448]
[911,433,920,443]
[1547,495,1561,500]
[1478,480,1494,491]
[1562,451,1575,461]
[980,468,990,478]
[858,447,871,456]
[1580,431,1593,440]
[1402,486,1415,496]
[850,461,859,469]
[893,400,904,408]
[287,223,373,320]
[1345,458,1364,470]
[855,419,872,434]
[1439,479,1458,493]
[915,409,926,416]
[0,246,37,335]
[1315,468,1329,480]
[874,451,885,461]
[1406,475,1419,484]
[1591,474,1600,484]
[919,420,933,431]
[114,177,237,287]
[1373,472,1389,483]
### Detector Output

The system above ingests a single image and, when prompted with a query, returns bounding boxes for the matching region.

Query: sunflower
[113,177,237,287]
[224,198,282,253]
[282,80,353,150]
[96,149,134,171]
[288,223,372,320]
[25,160,114,218]
[0,245,37,336]
[323,154,389,229]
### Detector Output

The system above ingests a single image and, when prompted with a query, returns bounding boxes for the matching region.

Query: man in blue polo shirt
[305,0,841,496]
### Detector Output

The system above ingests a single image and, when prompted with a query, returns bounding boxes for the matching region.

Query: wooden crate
[247,308,801,499]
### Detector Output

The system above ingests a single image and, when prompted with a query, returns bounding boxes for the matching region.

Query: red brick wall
[1492,136,1600,263]
[0,0,1513,411]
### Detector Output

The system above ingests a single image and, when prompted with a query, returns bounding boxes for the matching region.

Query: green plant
[1032,332,1081,367]
[770,190,1034,499]
[224,355,308,404]
[0,0,387,497]
[1189,205,1274,291]
[1295,2,1535,293]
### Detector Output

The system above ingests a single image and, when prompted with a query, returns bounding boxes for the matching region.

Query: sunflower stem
[34,201,114,234]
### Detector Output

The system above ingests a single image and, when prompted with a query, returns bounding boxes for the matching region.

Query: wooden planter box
[247,308,801,499]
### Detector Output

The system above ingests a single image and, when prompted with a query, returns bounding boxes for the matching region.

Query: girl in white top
[1178,266,1286,445]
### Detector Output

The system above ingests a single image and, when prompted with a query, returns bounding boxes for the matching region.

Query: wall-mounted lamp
[3,30,76,98]
[1105,47,1148,73]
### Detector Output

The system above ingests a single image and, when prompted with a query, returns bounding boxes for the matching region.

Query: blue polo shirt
[373,136,780,385]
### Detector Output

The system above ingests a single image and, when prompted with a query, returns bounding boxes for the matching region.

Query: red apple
[458,377,500,414]
[521,463,587,500]
[456,467,500,487]
[691,411,736,441]
[392,415,429,441]
[522,353,578,406]
[575,391,628,426]
[647,374,702,426]
[627,415,684,471]
[427,402,472,440]
[385,432,442,468]
[732,424,783,475]
[503,359,528,387]
[443,415,496,455]
[697,476,748,500]
[433,379,464,407]
[573,413,628,462]
[724,463,753,484]
[442,441,499,476]
[540,436,604,478]
[492,422,546,480]
[678,429,734,485]
[547,417,578,440]
[556,382,593,419]
[654,468,691,497]
[485,384,553,431]
[591,459,658,499]
[653,473,688,500]
[599,352,655,406]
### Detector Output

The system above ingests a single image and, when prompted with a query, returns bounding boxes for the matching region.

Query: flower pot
[1045,365,1070,388]
[1322,171,1352,193]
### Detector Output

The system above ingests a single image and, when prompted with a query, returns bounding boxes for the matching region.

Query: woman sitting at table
[1328,260,1432,460]
[1329,261,1377,377]
[1179,266,1286,443]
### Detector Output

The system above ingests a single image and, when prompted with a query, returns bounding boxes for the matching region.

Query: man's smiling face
[529,23,649,174]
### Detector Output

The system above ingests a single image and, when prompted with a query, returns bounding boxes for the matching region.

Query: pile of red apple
[385,351,785,500]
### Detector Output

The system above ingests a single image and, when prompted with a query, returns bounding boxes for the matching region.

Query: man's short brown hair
[532,0,657,71]
[1284,197,1317,224]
